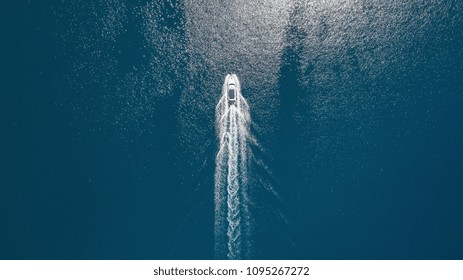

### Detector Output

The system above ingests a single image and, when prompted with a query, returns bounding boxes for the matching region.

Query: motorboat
[227,75,236,104]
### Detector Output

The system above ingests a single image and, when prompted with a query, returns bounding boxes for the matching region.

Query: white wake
[214,74,252,259]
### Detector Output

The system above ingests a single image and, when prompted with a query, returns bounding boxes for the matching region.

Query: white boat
[227,75,237,104]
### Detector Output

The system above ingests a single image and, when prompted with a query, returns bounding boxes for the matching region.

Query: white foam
[214,74,252,259]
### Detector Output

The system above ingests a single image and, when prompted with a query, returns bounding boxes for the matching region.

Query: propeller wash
[215,74,253,259]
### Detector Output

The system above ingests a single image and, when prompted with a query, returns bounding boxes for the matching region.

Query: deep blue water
[2,0,463,259]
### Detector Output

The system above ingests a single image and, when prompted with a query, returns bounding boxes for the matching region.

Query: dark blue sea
[2,0,463,259]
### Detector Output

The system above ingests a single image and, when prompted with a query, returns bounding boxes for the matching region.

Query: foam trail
[214,74,251,259]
